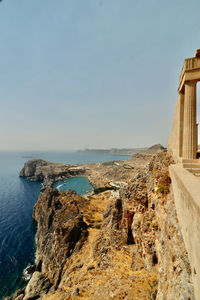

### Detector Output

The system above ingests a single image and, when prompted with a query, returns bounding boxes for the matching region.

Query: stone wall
[170,165,200,299]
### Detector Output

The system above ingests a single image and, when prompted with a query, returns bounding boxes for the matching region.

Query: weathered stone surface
[33,189,88,287]
[71,287,80,297]
[168,50,200,160]
[22,265,35,282]
[12,288,24,299]
[170,165,200,299]
[13,295,24,300]
[19,159,85,190]
[120,151,194,299]
[19,159,49,179]
[93,198,123,269]
[23,271,51,300]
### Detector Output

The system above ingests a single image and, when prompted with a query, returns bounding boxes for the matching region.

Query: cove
[53,176,93,195]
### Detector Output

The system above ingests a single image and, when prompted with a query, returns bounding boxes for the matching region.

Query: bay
[0,151,129,299]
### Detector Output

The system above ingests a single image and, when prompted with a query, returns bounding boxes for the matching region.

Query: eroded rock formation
[22,189,88,300]
[19,159,86,190]
[121,152,194,299]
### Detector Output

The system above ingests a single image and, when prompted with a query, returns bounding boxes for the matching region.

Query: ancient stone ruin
[168,49,200,162]
[168,49,200,300]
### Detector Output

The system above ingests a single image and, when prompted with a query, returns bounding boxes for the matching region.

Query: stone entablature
[179,51,200,92]
[168,50,200,161]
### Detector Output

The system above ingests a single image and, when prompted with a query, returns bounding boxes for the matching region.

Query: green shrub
[157,184,170,194]
[150,221,159,230]
[102,161,116,166]
[94,186,117,194]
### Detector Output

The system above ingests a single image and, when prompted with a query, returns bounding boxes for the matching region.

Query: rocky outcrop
[120,152,194,299]
[23,272,51,300]
[19,159,86,190]
[19,159,50,180]
[20,189,88,300]
[147,144,165,151]
[93,198,123,269]
[34,189,88,284]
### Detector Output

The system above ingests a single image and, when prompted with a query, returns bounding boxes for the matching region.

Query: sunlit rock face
[120,152,194,299]
[22,189,88,299]
[33,189,88,285]
[19,159,85,190]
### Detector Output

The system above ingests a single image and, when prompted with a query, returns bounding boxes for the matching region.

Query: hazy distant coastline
[78,147,148,156]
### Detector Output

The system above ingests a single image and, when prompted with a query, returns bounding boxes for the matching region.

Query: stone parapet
[170,165,200,299]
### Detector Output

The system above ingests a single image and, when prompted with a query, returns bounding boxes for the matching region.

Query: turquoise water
[53,177,93,195]
[0,151,129,299]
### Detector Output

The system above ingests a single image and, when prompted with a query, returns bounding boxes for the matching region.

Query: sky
[1,0,200,150]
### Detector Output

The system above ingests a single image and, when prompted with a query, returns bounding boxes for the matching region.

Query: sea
[0,150,129,299]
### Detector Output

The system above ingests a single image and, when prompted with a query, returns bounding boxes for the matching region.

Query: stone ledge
[170,165,200,214]
[170,164,200,300]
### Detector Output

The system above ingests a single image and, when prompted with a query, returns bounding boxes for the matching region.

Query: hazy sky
[1,0,200,150]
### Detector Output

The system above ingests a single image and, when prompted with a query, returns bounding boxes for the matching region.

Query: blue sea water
[0,151,129,299]
[53,177,93,195]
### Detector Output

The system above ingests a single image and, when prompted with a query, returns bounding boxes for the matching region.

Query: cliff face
[19,159,86,189]
[22,189,88,300]
[11,152,194,300]
[19,159,50,180]
[120,152,194,299]
[33,189,88,287]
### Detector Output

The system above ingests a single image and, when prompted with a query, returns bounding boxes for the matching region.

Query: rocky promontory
[19,159,86,190]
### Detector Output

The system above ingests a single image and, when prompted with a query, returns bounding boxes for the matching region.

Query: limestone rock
[19,159,86,190]
[93,197,123,268]
[12,288,24,299]
[13,295,24,300]
[19,159,49,179]
[120,151,194,299]
[23,271,51,300]
[33,189,88,287]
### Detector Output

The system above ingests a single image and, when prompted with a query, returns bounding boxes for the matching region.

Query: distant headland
[78,144,165,156]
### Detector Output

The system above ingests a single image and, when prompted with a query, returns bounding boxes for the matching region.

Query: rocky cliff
[33,189,88,289]
[8,152,194,300]
[19,159,86,190]
[120,152,194,299]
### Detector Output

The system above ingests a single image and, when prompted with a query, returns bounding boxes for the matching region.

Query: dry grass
[42,190,157,300]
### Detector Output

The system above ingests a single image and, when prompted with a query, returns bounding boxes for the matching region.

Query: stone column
[179,92,184,157]
[195,123,198,152]
[182,81,197,159]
